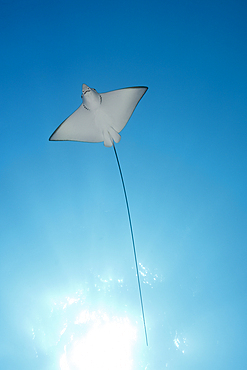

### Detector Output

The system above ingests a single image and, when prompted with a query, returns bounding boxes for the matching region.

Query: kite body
[49,83,149,345]
[49,84,148,147]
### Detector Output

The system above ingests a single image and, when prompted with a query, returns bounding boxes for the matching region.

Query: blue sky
[1,0,247,369]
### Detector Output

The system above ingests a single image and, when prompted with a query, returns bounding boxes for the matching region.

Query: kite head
[81,84,102,111]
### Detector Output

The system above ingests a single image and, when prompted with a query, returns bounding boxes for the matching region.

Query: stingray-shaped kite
[49,84,148,345]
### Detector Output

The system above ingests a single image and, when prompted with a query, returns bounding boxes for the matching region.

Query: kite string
[112,142,148,347]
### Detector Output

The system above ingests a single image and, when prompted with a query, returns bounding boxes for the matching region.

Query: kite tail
[112,142,148,347]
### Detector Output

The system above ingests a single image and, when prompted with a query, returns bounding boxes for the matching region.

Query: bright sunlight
[60,310,136,370]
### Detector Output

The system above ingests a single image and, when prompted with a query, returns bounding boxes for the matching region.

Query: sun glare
[60,311,136,370]
[32,271,160,368]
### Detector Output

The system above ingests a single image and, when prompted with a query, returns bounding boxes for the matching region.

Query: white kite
[49,84,148,345]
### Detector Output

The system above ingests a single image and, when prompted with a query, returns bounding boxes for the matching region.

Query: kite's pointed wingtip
[49,133,55,141]
[140,86,148,92]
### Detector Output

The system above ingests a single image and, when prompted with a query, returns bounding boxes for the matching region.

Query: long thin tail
[112,142,148,346]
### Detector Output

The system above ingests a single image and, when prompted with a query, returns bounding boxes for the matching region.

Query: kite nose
[81,84,91,98]
[82,83,90,93]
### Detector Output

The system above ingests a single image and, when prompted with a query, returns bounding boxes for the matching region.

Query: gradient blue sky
[1,0,247,369]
